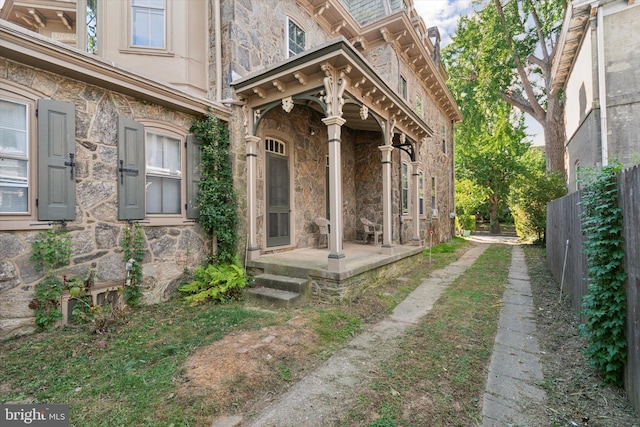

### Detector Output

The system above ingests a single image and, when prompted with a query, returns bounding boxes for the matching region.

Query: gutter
[595,3,609,166]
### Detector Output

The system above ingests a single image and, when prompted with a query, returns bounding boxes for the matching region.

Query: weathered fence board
[546,164,640,414]
[619,165,640,413]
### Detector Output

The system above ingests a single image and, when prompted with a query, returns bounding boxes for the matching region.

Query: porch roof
[231,37,439,140]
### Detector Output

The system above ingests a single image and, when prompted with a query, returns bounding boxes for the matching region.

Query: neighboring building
[0,0,460,338]
[552,0,640,191]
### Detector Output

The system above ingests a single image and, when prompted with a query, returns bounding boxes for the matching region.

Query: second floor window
[416,95,423,117]
[132,0,165,48]
[288,18,305,57]
[400,76,407,99]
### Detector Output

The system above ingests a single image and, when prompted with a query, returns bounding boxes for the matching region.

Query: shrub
[178,258,247,305]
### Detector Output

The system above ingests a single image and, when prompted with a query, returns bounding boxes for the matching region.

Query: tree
[509,148,566,241]
[452,87,529,234]
[446,0,567,173]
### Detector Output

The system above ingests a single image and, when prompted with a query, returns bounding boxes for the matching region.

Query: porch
[245,241,425,303]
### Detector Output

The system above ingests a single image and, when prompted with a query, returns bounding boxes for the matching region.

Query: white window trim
[399,75,407,100]
[401,161,409,214]
[286,17,305,58]
[0,91,37,230]
[123,0,173,56]
[141,122,189,226]
[418,170,425,216]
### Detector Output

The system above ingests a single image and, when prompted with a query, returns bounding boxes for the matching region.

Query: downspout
[214,0,223,101]
[596,3,608,166]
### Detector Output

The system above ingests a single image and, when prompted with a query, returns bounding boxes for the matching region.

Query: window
[418,171,424,215]
[117,118,201,222]
[399,76,407,99]
[415,96,423,117]
[131,0,165,48]
[401,162,409,214]
[146,132,181,214]
[0,95,76,229]
[0,99,29,213]
[86,0,98,54]
[431,176,437,213]
[441,124,446,153]
[287,18,305,57]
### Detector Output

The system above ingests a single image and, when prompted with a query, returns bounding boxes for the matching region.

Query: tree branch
[500,91,540,123]
[493,0,547,119]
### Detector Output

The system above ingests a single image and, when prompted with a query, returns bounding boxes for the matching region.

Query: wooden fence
[546,164,639,414]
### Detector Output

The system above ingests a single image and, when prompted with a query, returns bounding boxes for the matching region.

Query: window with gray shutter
[117,116,145,220]
[37,99,76,221]
[185,135,202,219]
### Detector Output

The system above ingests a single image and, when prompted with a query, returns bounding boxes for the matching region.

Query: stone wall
[0,58,209,339]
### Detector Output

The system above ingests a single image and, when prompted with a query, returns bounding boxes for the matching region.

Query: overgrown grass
[0,238,473,426]
[343,244,512,426]
[0,300,275,426]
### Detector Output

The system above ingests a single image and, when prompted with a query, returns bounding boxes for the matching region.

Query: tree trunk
[489,197,501,234]
[544,92,566,175]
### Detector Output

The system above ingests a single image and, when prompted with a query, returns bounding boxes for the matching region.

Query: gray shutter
[117,116,145,220]
[37,99,76,221]
[186,135,203,219]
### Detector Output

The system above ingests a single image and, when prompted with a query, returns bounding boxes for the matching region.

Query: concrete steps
[244,274,309,308]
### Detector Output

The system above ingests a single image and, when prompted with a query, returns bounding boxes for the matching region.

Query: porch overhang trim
[232,37,434,138]
[551,1,592,90]
[0,20,231,119]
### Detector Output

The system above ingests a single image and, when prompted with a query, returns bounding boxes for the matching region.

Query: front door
[265,139,290,247]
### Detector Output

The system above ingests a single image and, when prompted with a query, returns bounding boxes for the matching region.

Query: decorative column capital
[245,134,260,155]
[322,116,347,127]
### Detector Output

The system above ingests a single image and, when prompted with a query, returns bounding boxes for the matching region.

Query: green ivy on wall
[121,223,145,306]
[29,227,71,330]
[578,161,627,386]
[190,112,239,265]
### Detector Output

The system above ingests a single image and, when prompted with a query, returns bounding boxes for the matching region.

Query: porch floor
[246,241,424,282]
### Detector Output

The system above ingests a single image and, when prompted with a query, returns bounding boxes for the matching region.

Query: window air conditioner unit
[432,208,438,217]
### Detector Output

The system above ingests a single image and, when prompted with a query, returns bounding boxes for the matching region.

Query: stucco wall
[0,58,209,339]
[604,5,640,166]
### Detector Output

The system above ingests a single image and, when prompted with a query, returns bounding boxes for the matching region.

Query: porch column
[322,116,346,272]
[411,161,422,245]
[379,145,394,255]
[245,135,260,260]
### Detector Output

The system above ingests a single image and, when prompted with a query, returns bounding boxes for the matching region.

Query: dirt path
[239,244,489,427]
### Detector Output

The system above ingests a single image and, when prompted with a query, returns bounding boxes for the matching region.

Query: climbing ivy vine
[190,112,238,265]
[578,162,627,385]
[121,223,145,306]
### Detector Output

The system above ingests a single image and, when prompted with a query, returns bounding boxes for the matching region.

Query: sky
[413,0,546,146]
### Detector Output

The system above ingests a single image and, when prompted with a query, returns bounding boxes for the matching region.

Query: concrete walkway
[214,241,547,427]
[241,244,490,427]
[481,245,547,426]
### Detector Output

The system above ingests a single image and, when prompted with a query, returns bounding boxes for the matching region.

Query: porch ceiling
[231,37,434,140]
[0,0,76,32]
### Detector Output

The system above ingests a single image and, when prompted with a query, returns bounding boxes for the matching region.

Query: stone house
[0,0,460,338]
[551,0,640,191]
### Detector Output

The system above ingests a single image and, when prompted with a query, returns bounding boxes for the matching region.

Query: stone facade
[0,58,210,339]
[1,0,460,338]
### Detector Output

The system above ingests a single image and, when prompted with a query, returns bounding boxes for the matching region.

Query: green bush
[178,258,247,305]
[578,162,627,385]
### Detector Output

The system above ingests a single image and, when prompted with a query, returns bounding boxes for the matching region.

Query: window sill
[119,48,175,57]
[0,218,53,231]
[143,216,197,227]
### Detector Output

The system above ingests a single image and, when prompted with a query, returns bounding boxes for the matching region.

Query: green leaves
[190,113,238,265]
[121,224,145,306]
[578,162,627,385]
[30,227,71,273]
[178,258,247,305]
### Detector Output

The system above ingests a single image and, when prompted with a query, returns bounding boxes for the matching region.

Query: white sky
[414,0,545,146]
